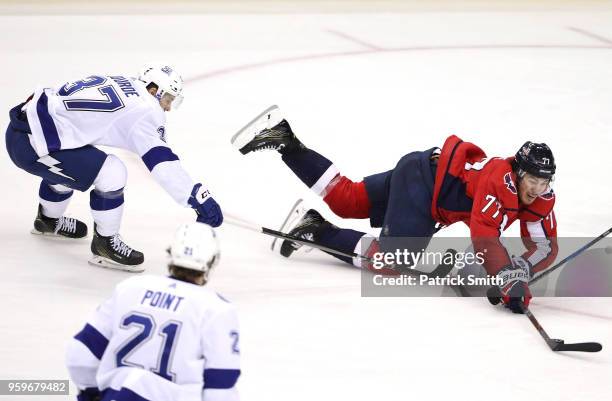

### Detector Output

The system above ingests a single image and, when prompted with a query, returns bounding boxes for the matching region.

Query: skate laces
[252,129,288,152]
[55,216,77,234]
[110,234,133,257]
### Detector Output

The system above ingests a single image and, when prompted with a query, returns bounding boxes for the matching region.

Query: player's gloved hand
[77,387,102,401]
[188,183,223,227]
[487,256,532,314]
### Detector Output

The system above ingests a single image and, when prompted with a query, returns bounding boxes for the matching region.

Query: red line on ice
[568,26,612,46]
[185,44,612,84]
[326,29,385,51]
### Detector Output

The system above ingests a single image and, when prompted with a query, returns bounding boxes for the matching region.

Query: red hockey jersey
[431,135,557,275]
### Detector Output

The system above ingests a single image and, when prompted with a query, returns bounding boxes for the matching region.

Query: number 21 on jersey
[115,312,180,381]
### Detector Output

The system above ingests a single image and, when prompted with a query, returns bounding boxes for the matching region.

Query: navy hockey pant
[281,145,439,266]
[5,102,126,234]
[5,103,107,192]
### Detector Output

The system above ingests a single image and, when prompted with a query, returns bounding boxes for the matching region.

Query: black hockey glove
[487,256,532,314]
[77,387,102,401]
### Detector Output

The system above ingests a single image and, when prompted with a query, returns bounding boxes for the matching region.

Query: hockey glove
[488,256,532,314]
[188,183,223,227]
[77,387,102,401]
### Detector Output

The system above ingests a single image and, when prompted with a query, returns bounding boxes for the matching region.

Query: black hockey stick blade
[548,339,603,352]
[522,306,603,353]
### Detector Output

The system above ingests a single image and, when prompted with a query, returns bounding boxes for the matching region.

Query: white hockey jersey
[24,75,195,206]
[66,275,241,401]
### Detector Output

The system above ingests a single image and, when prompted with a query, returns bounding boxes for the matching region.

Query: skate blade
[30,229,87,240]
[231,105,282,151]
[271,198,313,254]
[88,255,145,273]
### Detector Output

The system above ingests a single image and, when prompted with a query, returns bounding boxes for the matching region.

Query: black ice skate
[277,203,330,258]
[31,204,87,239]
[231,105,303,155]
[89,224,144,272]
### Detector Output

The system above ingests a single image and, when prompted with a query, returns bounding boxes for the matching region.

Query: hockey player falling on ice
[233,106,558,314]
[66,223,241,401]
[5,65,223,271]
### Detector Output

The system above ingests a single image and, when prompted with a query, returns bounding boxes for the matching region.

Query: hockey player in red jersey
[233,107,558,314]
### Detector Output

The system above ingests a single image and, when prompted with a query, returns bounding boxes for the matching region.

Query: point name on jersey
[140,290,184,312]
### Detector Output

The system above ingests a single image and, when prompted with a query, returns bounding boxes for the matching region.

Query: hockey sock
[39,180,73,218]
[90,188,124,236]
[323,176,371,218]
[281,148,340,196]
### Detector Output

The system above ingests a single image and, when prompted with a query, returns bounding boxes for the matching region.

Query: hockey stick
[520,304,602,352]
[225,213,455,278]
[530,226,612,285]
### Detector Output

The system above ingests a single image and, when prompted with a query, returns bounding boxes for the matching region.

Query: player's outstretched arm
[470,174,532,313]
[128,113,223,226]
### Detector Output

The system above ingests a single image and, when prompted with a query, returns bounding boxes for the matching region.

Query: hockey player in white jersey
[66,222,240,401]
[5,65,222,271]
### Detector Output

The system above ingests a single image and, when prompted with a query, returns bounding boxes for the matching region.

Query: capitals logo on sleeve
[504,172,517,194]
[157,126,167,142]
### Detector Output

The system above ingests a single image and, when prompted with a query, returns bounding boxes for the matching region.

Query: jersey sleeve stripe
[141,146,179,171]
[203,368,241,389]
[74,323,109,360]
[36,92,61,153]
[524,220,555,270]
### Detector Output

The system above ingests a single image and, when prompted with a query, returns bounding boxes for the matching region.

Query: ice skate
[272,199,306,251]
[89,224,144,272]
[31,204,88,239]
[275,201,330,258]
[231,105,301,155]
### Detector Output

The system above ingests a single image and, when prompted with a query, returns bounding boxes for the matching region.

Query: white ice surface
[1,4,612,401]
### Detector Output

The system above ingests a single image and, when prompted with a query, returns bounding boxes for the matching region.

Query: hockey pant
[281,145,439,272]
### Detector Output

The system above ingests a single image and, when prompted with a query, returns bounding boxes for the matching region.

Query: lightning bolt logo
[37,155,76,181]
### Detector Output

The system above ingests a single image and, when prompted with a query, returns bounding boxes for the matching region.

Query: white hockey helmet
[138,64,184,110]
[168,223,220,276]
